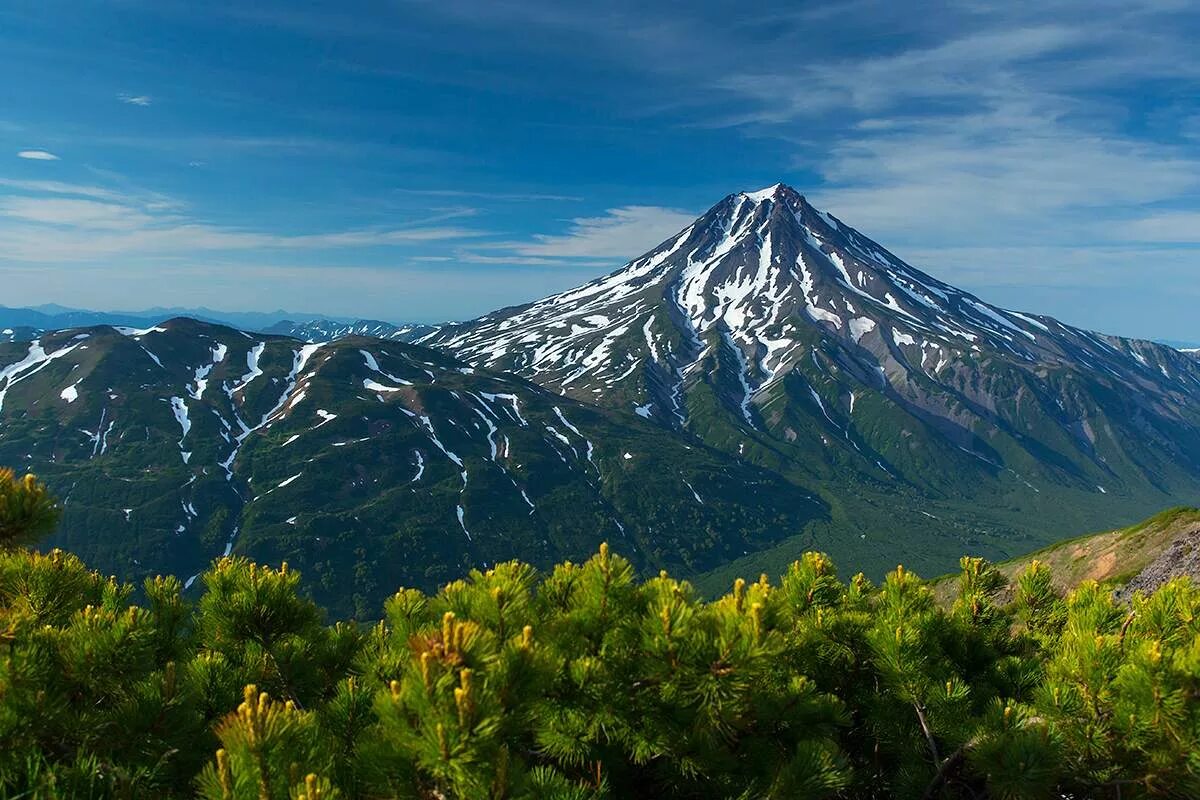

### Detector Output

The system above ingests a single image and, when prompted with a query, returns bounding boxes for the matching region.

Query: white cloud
[16,150,59,161]
[117,93,153,106]
[453,251,615,268]
[1120,212,1200,243]
[674,3,1200,310]
[501,205,697,259]
[0,178,489,262]
[0,179,128,202]
[0,197,159,230]
[808,104,1200,246]
[393,187,582,202]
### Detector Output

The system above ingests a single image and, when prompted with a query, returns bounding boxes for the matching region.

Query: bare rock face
[1115,522,1200,602]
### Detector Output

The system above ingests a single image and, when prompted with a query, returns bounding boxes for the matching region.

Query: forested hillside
[2,472,1197,799]
[0,321,817,618]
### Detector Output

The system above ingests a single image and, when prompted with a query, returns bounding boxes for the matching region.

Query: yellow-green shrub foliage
[1,528,1197,797]
[0,469,59,549]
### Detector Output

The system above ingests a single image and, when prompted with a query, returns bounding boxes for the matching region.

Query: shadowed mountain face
[0,319,817,617]
[426,184,1200,573]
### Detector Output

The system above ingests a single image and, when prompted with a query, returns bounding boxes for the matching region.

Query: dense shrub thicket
[1,472,1198,799]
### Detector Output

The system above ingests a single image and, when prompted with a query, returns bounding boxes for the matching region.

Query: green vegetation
[0,467,60,549]
[0,326,822,620]
[0,470,60,551]
[2,476,1199,799]
[927,506,1200,604]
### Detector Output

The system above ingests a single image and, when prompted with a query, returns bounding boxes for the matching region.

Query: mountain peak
[429,181,1200,442]
[737,182,809,205]
[740,182,786,202]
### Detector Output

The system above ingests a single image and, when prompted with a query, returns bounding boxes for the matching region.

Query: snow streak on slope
[219,343,326,478]
[0,339,85,413]
[229,342,265,394]
[418,182,1200,513]
[426,183,1200,436]
[190,343,228,400]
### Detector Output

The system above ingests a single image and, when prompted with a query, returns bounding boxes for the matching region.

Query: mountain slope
[425,184,1200,559]
[928,506,1200,603]
[0,319,818,616]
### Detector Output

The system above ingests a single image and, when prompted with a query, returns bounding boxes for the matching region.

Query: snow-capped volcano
[426,183,1199,429]
[425,183,1200,533]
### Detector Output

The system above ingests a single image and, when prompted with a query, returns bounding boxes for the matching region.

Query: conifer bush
[0,468,60,550]
[0,472,1198,798]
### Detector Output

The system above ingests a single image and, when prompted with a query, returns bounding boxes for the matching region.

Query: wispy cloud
[1121,212,1200,244]
[809,105,1200,246]
[0,178,127,202]
[117,93,153,106]
[495,205,696,260]
[16,150,59,161]
[393,187,583,202]
[654,1,1200,301]
[0,178,490,262]
[452,251,616,268]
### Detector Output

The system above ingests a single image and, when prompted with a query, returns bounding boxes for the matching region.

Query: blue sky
[2,1,1199,340]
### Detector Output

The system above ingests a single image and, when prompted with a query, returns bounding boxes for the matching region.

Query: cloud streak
[496,206,697,260]
[0,179,490,263]
[393,188,583,202]
[16,150,59,161]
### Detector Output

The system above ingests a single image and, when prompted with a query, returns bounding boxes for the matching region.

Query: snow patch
[849,318,876,344]
[277,473,302,489]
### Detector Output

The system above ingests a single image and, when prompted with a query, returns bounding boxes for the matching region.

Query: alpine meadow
[2,1,1200,798]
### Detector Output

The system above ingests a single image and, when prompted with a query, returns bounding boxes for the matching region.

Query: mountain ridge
[0,317,820,616]
[426,183,1199,419]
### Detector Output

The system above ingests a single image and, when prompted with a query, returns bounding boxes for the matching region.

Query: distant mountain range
[261,318,435,343]
[0,304,433,344]
[0,304,338,332]
[4,183,1200,613]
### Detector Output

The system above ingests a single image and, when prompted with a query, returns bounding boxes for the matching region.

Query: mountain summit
[427,184,1200,560]
[430,183,1198,423]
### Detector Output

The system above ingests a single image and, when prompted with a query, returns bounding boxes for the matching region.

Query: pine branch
[913,702,940,766]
